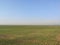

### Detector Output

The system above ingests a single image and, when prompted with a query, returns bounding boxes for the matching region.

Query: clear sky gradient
[0,0,60,25]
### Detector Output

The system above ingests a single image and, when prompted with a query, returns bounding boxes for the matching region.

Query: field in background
[0,25,60,45]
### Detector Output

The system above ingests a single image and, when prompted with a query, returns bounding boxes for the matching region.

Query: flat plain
[0,25,60,45]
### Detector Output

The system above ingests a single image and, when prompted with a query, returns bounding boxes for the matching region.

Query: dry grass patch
[56,34,60,41]
[0,34,16,39]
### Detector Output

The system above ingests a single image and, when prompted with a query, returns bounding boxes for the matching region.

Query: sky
[0,0,60,25]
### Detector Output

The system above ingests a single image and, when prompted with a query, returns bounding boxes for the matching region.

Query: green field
[0,25,60,45]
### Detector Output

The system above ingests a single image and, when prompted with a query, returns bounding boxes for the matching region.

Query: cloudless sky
[0,0,60,25]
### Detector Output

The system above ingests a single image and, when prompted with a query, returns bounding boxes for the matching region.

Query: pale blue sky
[0,0,60,25]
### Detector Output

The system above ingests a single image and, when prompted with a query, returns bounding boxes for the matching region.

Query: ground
[0,25,60,45]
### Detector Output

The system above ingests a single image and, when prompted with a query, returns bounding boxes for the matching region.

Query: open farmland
[0,25,60,45]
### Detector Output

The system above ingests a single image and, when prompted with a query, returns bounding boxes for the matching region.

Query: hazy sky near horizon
[0,0,60,25]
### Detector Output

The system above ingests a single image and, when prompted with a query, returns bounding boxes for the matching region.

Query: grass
[0,25,60,45]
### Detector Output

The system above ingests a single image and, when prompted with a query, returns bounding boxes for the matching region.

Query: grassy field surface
[0,25,60,45]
